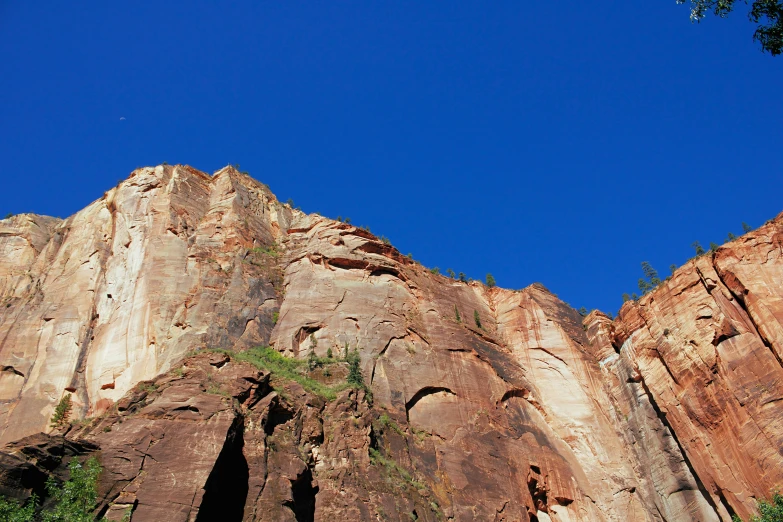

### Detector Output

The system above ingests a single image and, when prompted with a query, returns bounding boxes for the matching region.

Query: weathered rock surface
[0,165,291,442]
[586,216,783,521]
[0,164,781,521]
[0,432,97,505]
[0,353,445,521]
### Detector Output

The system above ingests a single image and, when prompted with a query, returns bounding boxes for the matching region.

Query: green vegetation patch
[0,457,102,522]
[369,448,425,491]
[375,413,405,436]
[138,382,158,394]
[234,346,357,401]
[249,243,280,257]
[733,491,783,522]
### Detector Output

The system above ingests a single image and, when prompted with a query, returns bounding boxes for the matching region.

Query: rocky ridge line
[0,164,781,521]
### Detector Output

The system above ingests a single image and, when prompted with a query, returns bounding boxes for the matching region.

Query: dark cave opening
[196,416,249,522]
[527,468,548,522]
[264,399,295,435]
[287,466,319,522]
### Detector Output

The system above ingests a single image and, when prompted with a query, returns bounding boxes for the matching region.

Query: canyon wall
[585,218,783,521]
[0,165,291,442]
[0,164,780,521]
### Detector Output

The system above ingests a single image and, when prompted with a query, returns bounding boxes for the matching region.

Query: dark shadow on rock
[288,466,318,522]
[196,415,249,522]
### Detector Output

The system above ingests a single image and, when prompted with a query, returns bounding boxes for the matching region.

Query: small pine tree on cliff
[50,393,73,430]
[638,278,654,294]
[641,262,661,286]
[485,274,496,288]
[307,350,319,371]
[347,349,363,387]
[474,310,482,329]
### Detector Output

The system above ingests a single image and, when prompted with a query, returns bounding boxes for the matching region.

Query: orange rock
[1,165,782,521]
[596,215,783,520]
[0,165,291,443]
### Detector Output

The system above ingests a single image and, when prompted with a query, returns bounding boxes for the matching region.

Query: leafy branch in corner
[677,0,783,55]
[0,456,102,522]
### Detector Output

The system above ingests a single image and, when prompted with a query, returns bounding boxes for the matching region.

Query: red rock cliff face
[0,164,780,521]
[0,165,293,442]
[585,216,783,521]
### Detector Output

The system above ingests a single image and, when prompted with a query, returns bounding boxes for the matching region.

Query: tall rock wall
[0,164,780,521]
[267,209,725,521]
[0,165,292,442]
[585,216,783,521]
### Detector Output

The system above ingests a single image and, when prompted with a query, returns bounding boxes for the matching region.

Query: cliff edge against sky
[0,164,781,521]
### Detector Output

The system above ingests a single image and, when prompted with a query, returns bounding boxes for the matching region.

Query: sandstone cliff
[0,164,780,521]
[0,165,290,442]
[584,217,783,522]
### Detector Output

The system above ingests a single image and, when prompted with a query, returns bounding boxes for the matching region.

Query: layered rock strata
[0,165,290,442]
[584,216,783,522]
[0,164,780,521]
[0,352,445,521]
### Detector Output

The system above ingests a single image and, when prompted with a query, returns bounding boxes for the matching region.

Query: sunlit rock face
[0,164,781,521]
[0,165,291,443]
[591,216,783,522]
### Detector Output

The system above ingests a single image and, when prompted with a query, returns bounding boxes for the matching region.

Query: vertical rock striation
[0,164,781,521]
[586,216,783,521]
[0,165,292,442]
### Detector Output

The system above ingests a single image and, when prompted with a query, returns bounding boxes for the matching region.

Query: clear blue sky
[1,2,781,314]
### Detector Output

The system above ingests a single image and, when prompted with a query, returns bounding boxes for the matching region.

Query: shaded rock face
[0,164,781,521]
[0,432,98,505]
[0,353,445,521]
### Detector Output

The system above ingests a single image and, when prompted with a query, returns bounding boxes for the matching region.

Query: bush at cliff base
[733,492,783,522]
[0,457,100,522]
